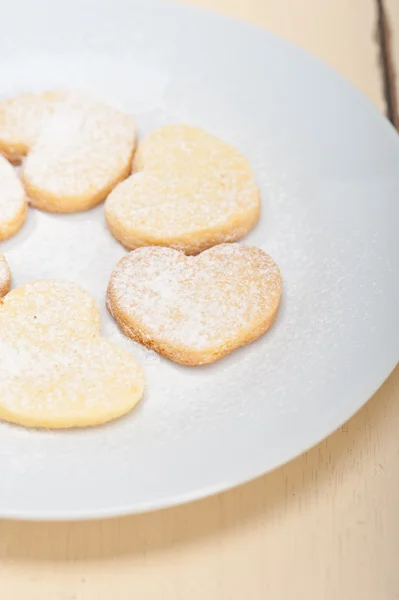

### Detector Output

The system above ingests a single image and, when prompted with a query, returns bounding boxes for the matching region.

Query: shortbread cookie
[0,155,27,241]
[107,244,282,366]
[21,93,136,212]
[0,280,144,428]
[0,254,10,297]
[105,125,260,255]
[0,92,63,164]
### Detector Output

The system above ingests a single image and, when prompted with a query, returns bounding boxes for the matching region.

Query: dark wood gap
[376,0,399,128]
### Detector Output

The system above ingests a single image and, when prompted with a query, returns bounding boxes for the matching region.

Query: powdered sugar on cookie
[0,254,10,298]
[105,125,260,254]
[0,155,27,240]
[22,93,137,212]
[0,279,145,428]
[0,91,63,163]
[107,244,282,365]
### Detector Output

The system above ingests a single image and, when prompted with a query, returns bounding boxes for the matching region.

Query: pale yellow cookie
[105,125,260,255]
[21,93,136,212]
[0,92,63,164]
[0,280,145,428]
[0,155,27,241]
[0,254,10,298]
[107,244,282,366]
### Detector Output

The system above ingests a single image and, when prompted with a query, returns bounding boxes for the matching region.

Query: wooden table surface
[1,2,398,599]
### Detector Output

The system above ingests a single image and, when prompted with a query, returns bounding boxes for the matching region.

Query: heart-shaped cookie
[107,244,282,366]
[0,92,63,164]
[0,92,137,213]
[0,254,10,297]
[0,280,145,428]
[105,125,260,255]
[0,154,27,241]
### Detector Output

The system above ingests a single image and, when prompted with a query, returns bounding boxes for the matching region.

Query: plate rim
[0,0,398,520]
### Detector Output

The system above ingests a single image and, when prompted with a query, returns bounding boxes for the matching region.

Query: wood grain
[0,370,398,600]
[383,0,399,124]
[1,2,398,599]
[183,0,385,111]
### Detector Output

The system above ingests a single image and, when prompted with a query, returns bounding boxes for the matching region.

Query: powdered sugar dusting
[108,244,282,359]
[0,254,10,297]
[0,91,63,162]
[0,155,26,223]
[105,125,260,254]
[0,279,144,427]
[22,92,136,205]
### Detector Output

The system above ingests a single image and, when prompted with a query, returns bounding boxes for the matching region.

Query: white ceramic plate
[0,0,398,520]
